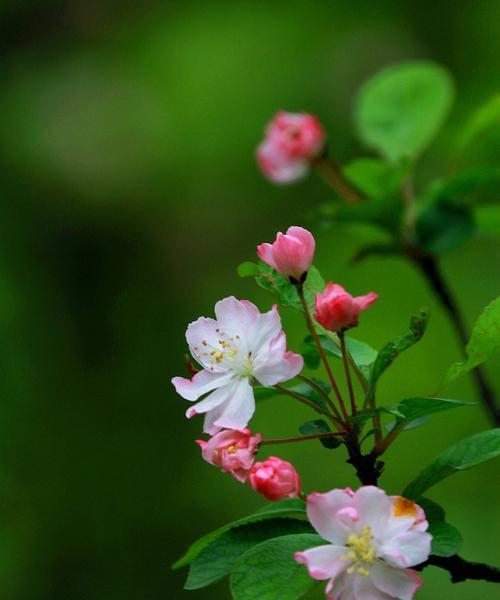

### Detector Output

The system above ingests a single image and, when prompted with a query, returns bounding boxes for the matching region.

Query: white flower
[172,297,303,434]
[295,486,432,600]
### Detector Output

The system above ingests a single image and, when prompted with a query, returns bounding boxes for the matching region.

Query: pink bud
[314,282,378,332]
[256,111,326,184]
[257,226,315,282]
[196,429,262,483]
[248,456,301,501]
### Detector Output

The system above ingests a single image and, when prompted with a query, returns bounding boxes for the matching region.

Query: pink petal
[295,544,348,580]
[252,331,303,385]
[354,291,378,312]
[371,564,423,600]
[172,370,233,401]
[287,226,315,265]
[307,489,356,544]
[380,531,432,568]
[257,242,278,271]
[251,305,283,353]
[353,486,392,538]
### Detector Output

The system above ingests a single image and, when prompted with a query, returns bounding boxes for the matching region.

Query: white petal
[380,531,432,568]
[295,544,349,581]
[172,370,233,401]
[214,297,260,342]
[186,316,229,372]
[371,563,423,600]
[253,332,303,385]
[353,486,392,539]
[251,305,283,353]
[352,574,392,600]
[185,382,234,421]
[213,378,255,431]
[307,489,356,544]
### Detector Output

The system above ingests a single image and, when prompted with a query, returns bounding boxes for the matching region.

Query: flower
[295,487,432,600]
[248,456,301,501]
[314,283,378,332]
[257,226,315,282]
[257,111,326,183]
[196,428,262,483]
[172,297,303,434]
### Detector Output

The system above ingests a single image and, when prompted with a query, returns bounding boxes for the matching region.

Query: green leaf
[325,195,403,234]
[475,204,500,235]
[253,381,331,413]
[403,429,500,499]
[237,261,260,277]
[386,397,473,425]
[452,94,500,160]
[442,295,500,388]
[343,158,407,199]
[185,518,314,590]
[425,167,500,208]
[355,61,454,163]
[368,308,429,395]
[416,202,475,254]
[231,534,323,600]
[415,497,446,524]
[429,521,463,557]
[298,419,341,449]
[172,498,306,569]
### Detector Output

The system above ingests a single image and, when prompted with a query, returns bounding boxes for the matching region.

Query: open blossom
[172,297,303,434]
[315,283,378,332]
[196,428,261,483]
[257,111,326,183]
[257,226,315,282]
[295,487,432,600]
[249,456,301,501]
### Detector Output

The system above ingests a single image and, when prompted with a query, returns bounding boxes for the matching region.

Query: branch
[417,554,500,584]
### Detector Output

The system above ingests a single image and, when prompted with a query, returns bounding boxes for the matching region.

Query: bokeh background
[0,1,499,598]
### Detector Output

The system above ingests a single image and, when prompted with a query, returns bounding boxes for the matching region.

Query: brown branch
[417,554,500,584]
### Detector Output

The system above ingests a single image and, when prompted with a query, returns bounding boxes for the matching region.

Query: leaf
[386,397,473,425]
[237,261,260,277]
[415,497,446,524]
[355,61,454,163]
[475,204,500,235]
[426,167,500,208]
[185,518,314,590]
[299,419,341,449]
[253,381,331,413]
[231,533,323,600]
[452,94,500,160]
[343,158,407,199]
[172,498,306,569]
[328,195,403,234]
[368,308,429,395]
[254,386,280,402]
[442,295,500,388]
[416,201,475,254]
[429,521,463,557]
[403,428,500,499]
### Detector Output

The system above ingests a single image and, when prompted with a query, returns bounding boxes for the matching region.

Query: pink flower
[257,226,315,282]
[295,487,432,600]
[196,428,262,483]
[248,456,301,501]
[315,283,378,332]
[172,297,303,435]
[257,111,326,183]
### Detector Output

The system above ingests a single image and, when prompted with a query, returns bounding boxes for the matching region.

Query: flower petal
[214,297,260,345]
[352,574,392,600]
[307,489,355,544]
[186,316,228,371]
[353,486,392,539]
[287,226,315,264]
[371,563,423,600]
[213,377,255,432]
[354,292,378,311]
[253,332,303,385]
[380,531,432,568]
[185,382,233,421]
[257,242,278,271]
[295,544,348,581]
[172,370,234,401]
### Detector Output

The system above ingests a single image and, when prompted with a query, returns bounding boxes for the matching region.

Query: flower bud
[248,456,301,501]
[257,226,315,282]
[196,429,261,483]
[257,111,326,184]
[314,282,378,332]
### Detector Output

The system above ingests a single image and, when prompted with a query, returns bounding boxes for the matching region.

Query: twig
[313,156,362,204]
[261,431,344,445]
[417,554,500,584]
[339,331,357,416]
[273,384,334,420]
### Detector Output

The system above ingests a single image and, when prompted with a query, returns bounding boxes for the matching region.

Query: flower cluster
[172,225,431,599]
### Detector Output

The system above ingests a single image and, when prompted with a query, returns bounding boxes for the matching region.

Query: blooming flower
[257,111,326,183]
[315,282,378,332]
[249,456,301,501]
[196,428,262,483]
[172,297,303,434]
[295,487,432,600]
[257,226,315,282]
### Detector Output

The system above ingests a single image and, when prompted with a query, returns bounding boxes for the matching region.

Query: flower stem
[338,332,356,416]
[313,156,362,204]
[296,284,349,423]
[296,375,344,430]
[261,431,344,445]
[272,384,334,420]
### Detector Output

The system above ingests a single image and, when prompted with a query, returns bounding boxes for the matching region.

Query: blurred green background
[0,1,498,598]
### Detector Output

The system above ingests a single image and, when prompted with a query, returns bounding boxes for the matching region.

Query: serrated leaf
[298,419,341,449]
[403,429,500,499]
[237,261,260,277]
[185,518,314,590]
[429,521,463,557]
[173,498,306,569]
[355,61,454,163]
[368,308,429,397]
[231,534,323,600]
[441,295,500,389]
